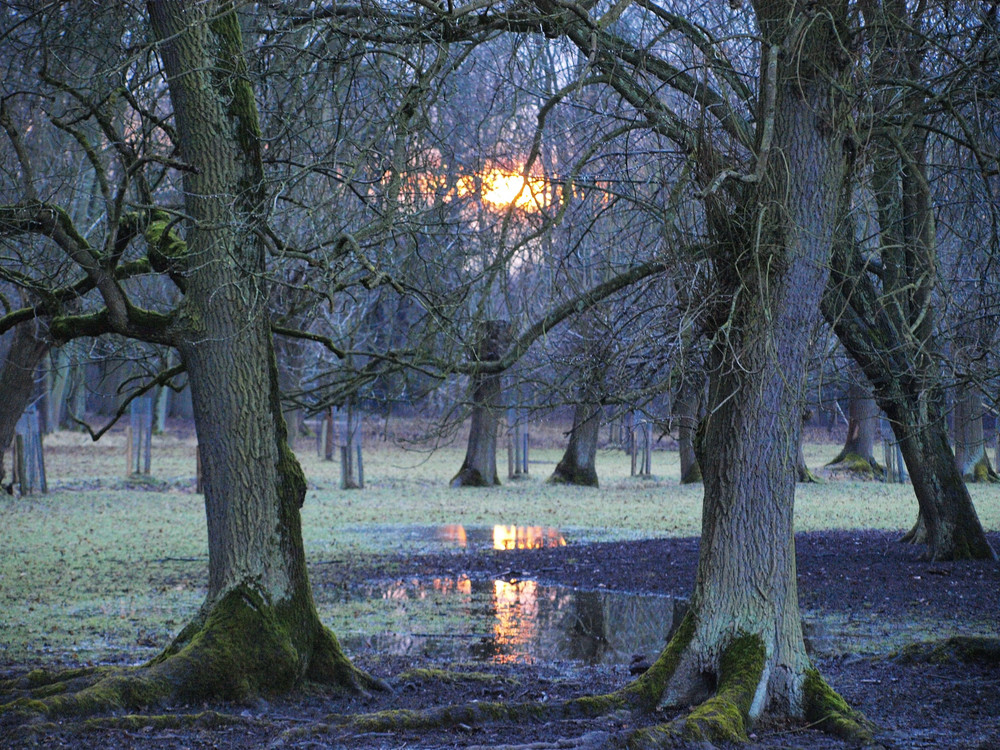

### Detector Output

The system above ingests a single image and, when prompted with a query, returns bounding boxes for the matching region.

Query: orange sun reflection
[493,525,567,550]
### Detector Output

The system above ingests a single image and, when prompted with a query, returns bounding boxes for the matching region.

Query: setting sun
[458,166,551,211]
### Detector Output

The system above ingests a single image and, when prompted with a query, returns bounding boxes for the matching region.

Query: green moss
[803,668,875,743]
[623,609,697,710]
[83,710,249,731]
[1,696,50,719]
[450,467,494,487]
[394,668,515,686]
[548,463,599,487]
[896,636,1000,665]
[342,701,545,733]
[625,721,682,749]
[681,633,765,743]
[165,587,299,701]
[41,668,167,718]
[967,458,999,483]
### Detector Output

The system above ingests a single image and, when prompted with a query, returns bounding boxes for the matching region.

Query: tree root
[895,636,1000,666]
[0,587,384,728]
[803,669,876,744]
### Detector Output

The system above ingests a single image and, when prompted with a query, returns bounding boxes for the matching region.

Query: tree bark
[953,381,998,483]
[623,5,867,736]
[674,375,702,484]
[827,377,883,477]
[451,320,510,487]
[0,321,50,488]
[136,0,379,703]
[549,400,601,487]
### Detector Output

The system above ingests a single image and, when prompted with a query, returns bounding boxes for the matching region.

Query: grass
[1,427,997,671]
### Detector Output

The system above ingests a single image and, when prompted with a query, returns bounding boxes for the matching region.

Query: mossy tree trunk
[451,320,510,487]
[628,1,859,732]
[549,399,601,487]
[827,377,882,477]
[138,0,378,702]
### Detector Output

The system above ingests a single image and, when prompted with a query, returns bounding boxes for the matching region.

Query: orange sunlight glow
[458,167,552,212]
[493,525,567,550]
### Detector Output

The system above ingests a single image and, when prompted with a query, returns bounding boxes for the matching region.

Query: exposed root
[825,452,884,480]
[83,710,258,731]
[0,587,384,727]
[895,636,1000,666]
[803,669,876,744]
[626,632,765,748]
[394,668,518,686]
[547,463,599,487]
[450,466,499,487]
[900,515,927,545]
[466,731,616,749]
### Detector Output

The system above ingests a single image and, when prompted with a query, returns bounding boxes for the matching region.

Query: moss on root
[395,668,517,686]
[305,625,387,693]
[548,463,599,487]
[83,710,253,732]
[623,610,697,710]
[803,668,875,743]
[1,585,381,727]
[826,452,884,479]
[895,636,1000,665]
[329,701,548,734]
[449,467,497,487]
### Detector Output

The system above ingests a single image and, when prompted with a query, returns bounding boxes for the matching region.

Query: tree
[826,372,884,478]
[673,371,703,484]
[822,0,996,560]
[451,320,511,486]
[508,0,870,740]
[1,0,380,714]
[0,319,49,489]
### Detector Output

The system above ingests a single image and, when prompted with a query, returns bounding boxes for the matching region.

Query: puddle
[336,575,679,666]
[436,524,568,550]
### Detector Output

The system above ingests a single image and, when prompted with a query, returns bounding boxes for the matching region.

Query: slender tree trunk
[827,377,882,477]
[451,320,510,487]
[0,321,50,487]
[549,400,601,486]
[675,376,702,484]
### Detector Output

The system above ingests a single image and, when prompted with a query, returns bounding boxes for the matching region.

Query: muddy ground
[3,530,999,749]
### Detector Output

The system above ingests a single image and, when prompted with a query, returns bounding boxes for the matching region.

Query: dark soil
[3,530,998,749]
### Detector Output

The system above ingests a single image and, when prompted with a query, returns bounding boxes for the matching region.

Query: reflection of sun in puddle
[493,525,567,550]
[436,524,468,546]
[433,524,567,550]
[492,579,539,662]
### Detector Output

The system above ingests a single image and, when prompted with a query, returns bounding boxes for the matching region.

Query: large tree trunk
[101,0,376,707]
[451,320,510,487]
[0,320,51,487]
[549,400,601,487]
[954,381,998,483]
[619,6,870,741]
[827,377,882,477]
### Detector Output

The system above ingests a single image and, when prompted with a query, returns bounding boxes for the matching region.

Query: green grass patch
[1,435,997,672]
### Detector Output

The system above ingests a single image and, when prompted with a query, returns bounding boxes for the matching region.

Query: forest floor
[5,529,998,750]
